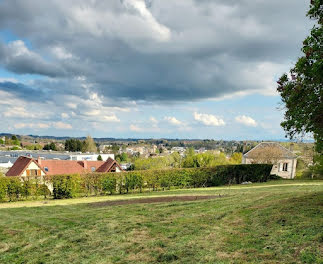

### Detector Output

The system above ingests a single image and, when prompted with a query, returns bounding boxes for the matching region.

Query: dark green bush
[52,174,81,199]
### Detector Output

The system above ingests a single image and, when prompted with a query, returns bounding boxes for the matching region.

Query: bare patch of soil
[89,195,224,208]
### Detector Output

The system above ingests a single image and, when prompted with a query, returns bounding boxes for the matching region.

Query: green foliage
[25,144,43,150]
[182,152,229,168]
[10,146,20,150]
[97,154,103,161]
[52,174,81,199]
[65,138,84,152]
[0,164,273,202]
[82,173,103,196]
[7,178,22,201]
[277,0,322,154]
[229,152,243,164]
[101,174,117,195]
[83,135,97,153]
[43,142,57,151]
[21,179,33,199]
[116,153,128,163]
[0,176,8,201]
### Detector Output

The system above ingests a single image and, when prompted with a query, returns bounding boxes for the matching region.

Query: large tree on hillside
[277,0,322,155]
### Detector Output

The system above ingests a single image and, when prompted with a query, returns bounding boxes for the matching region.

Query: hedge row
[0,164,274,201]
[0,177,50,202]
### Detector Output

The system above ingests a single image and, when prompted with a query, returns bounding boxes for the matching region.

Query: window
[44,167,49,172]
[26,169,41,176]
[91,167,96,172]
[282,163,288,172]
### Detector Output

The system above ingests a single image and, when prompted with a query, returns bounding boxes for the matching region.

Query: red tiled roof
[6,156,123,177]
[96,157,122,172]
[36,158,123,175]
[6,156,39,177]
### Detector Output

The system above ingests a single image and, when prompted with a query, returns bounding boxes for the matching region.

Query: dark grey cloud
[0,81,48,102]
[0,41,65,77]
[0,0,312,104]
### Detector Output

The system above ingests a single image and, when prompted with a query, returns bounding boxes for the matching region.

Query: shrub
[101,174,117,195]
[7,178,22,201]
[0,177,8,201]
[21,178,33,199]
[52,174,81,199]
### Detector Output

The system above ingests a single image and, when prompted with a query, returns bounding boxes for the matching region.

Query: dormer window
[44,167,49,172]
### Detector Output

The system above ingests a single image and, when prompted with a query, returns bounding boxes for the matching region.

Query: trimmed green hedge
[0,164,273,201]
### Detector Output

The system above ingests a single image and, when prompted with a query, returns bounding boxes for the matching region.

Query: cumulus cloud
[53,121,73,130]
[235,115,257,127]
[0,40,65,77]
[164,116,183,126]
[0,0,311,103]
[194,112,225,126]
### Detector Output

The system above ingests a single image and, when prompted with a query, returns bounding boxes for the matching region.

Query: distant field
[0,180,322,263]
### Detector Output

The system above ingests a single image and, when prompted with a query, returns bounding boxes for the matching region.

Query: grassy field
[0,180,322,264]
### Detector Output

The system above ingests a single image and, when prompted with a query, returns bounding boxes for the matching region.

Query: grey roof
[243,142,297,159]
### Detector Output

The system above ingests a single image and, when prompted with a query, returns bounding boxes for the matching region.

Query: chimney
[83,160,88,169]
[37,157,42,165]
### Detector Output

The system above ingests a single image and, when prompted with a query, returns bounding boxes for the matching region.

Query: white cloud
[103,114,120,122]
[150,116,158,128]
[235,115,257,127]
[61,113,69,119]
[66,102,78,109]
[164,116,183,126]
[4,106,47,119]
[194,112,225,126]
[53,121,73,129]
[130,124,144,132]
[124,0,171,42]
[8,40,30,57]
[14,123,50,129]
[52,46,73,59]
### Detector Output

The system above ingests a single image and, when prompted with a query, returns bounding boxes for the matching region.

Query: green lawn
[0,180,322,264]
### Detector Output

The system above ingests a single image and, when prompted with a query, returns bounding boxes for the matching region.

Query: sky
[0,0,313,140]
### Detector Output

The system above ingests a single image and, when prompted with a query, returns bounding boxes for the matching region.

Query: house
[6,156,123,177]
[68,153,115,161]
[242,142,297,179]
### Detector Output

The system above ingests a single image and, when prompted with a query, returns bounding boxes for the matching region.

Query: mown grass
[0,180,322,264]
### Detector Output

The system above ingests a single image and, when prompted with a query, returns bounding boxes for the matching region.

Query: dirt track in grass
[89,195,224,207]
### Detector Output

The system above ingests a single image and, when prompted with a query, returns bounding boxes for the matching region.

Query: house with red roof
[6,156,123,177]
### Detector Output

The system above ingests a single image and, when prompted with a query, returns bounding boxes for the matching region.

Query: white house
[242,142,297,179]
[69,153,115,161]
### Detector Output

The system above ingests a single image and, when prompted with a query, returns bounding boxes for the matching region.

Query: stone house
[242,142,297,179]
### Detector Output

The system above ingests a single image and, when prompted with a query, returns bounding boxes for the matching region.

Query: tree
[277,0,322,154]
[65,138,84,152]
[229,152,243,164]
[43,142,57,151]
[97,154,103,161]
[82,135,97,153]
